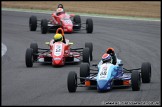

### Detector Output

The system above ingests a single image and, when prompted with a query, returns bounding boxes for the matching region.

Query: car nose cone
[97,80,107,90]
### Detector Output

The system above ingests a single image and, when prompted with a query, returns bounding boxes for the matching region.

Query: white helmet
[56,8,63,13]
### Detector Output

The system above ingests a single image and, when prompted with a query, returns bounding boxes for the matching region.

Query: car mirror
[69,42,73,45]
[118,64,123,66]
[45,42,50,45]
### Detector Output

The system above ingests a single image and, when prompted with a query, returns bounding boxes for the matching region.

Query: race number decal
[54,44,62,56]
[99,66,110,79]
[64,20,72,24]
[100,67,107,76]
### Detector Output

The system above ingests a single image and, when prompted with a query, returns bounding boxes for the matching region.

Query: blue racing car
[67,55,151,92]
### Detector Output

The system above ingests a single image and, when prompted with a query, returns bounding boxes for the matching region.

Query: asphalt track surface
[2,10,161,105]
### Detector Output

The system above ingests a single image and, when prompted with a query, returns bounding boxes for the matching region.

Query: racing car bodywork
[29,11,93,34]
[67,58,151,92]
[26,42,93,67]
[25,28,93,67]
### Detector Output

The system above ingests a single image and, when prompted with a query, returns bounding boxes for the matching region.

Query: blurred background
[2,1,160,18]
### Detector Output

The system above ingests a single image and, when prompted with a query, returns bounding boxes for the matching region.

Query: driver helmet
[56,8,64,14]
[57,4,64,9]
[106,47,115,55]
[54,33,63,42]
[102,53,112,63]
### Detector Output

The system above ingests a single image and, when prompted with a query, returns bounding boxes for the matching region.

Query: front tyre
[67,71,77,92]
[26,48,33,67]
[41,19,48,34]
[82,48,90,63]
[30,43,38,61]
[86,18,93,33]
[73,15,81,29]
[141,62,151,83]
[29,15,37,31]
[80,63,90,83]
[131,71,141,91]
[85,42,93,61]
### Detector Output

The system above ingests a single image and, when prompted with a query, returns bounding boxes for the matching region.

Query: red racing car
[29,8,93,34]
[25,28,93,67]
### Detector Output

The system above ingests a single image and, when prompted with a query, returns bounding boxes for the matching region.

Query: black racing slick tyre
[29,15,37,31]
[86,18,93,33]
[141,62,151,83]
[30,43,38,61]
[73,15,81,29]
[80,63,90,84]
[131,71,141,91]
[67,71,77,92]
[41,19,48,34]
[82,48,90,63]
[26,48,33,67]
[85,42,93,61]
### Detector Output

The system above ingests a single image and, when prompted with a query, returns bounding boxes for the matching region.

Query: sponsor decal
[53,58,61,60]
[99,66,109,79]
[54,44,62,56]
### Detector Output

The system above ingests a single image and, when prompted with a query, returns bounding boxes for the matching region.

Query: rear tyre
[73,15,81,29]
[29,15,37,31]
[141,62,151,83]
[85,42,93,61]
[131,71,141,91]
[26,48,33,67]
[80,63,90,83]
[30,43,38,61]
[67,71,77,92]
[86,18,93,33]
[41,19,48,34]
[82,48,90,63]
